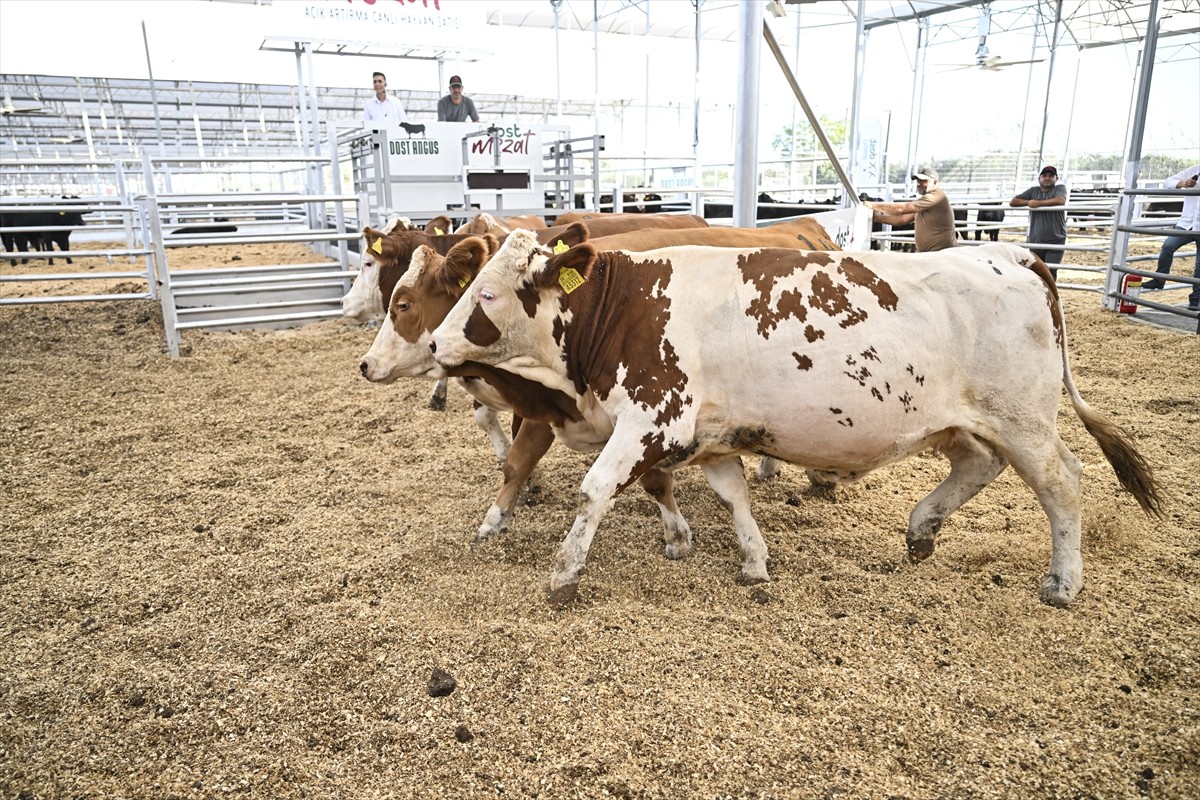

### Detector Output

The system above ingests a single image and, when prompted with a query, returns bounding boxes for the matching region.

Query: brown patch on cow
[740,250,834,339]
[619,430,672,492]
[444,361,583,426]
[836,256,899,312]
[793,353,813,371]
[464,303,502,348]
[804,325,825,343]
[808,271,868,328]
[367,228,496,313]
[559,251,692,427]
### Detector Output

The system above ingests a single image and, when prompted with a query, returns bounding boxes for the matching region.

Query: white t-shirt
[364,95,408,123]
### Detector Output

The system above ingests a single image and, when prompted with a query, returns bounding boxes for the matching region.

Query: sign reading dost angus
[374,122,564,213]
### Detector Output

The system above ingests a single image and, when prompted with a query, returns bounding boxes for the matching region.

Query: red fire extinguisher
[1118,274,1142,314]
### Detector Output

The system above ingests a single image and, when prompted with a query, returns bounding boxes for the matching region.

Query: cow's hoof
[428,396,447,412]
[906,537,936,562]
[547,582,579,608]
[755,458,782,481]
[1040,574,1081,608]
[663,541,694,561]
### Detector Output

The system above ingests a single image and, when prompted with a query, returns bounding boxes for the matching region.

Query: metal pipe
[734,1,763,227]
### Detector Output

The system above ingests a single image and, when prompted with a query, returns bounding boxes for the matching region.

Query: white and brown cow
[428,231,1163,607]
[358,220,847,537]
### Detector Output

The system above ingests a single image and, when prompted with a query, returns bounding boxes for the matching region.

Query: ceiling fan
[937,3,1045,72]
[1,88,49,116]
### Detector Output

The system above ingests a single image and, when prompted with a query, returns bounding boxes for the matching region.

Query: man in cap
[863,167,957,252]
[1010,166,1068,279]
[437,75,480,123]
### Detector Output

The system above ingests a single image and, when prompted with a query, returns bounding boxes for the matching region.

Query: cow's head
[359,234,500,383]
[429,229,598,376]
[341,225,390,321]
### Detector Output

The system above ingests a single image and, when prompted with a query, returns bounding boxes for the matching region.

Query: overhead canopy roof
[1,1,1196,162]
[490,0,1200,51]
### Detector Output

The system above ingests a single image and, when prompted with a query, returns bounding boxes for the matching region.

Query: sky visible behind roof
[1,0,1196,170]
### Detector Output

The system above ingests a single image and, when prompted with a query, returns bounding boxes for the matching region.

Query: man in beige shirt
[865,166,957,252]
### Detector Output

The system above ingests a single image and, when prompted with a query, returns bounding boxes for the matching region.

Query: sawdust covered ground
[1,240,1198,799]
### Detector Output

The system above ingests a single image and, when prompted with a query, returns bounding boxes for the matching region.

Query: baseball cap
[911,166,939,181]
[1040,165,1058,176]
[449,75,463,87]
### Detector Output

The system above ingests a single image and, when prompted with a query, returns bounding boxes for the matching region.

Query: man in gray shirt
[1010,165,1068,279]
[437,75,480,123]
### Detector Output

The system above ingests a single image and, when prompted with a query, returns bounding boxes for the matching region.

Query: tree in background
[772,115,847,184]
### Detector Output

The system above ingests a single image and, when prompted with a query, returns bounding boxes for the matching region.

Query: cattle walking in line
[426,232,1163,608]
[357,219,846,540]
[1,198,87,266]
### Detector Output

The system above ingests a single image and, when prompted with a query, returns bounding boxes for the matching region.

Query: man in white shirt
[363,71,407,123]
[1143,164,1200,311]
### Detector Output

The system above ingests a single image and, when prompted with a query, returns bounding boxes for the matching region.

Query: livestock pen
[1,235,1198,798]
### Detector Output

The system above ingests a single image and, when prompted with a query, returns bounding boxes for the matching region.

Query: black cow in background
[1,197,87,266]
[860,192,915,252]
[953,202,1007,242]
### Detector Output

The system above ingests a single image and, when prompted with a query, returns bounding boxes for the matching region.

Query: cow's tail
[1024,248,1166,518]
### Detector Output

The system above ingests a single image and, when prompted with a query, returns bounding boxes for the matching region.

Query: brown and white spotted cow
[358,219,848,538]
[426,231,1163,607]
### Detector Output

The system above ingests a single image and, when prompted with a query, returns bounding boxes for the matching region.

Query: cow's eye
[479,290,495,302]
[396,301,410,313]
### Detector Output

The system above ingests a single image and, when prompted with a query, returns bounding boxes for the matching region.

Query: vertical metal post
[1035,0,1063,171]
[141,20,166,158]
[905,18,928,189]
[143,151,179,356]
[847,1,868,207]
[734,1,763,228]
[1105,0,1160,311]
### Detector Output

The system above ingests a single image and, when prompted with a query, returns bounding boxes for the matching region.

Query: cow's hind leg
[701,458,770,585]
[477,420,555,540]
[754,456,782,480]
[907,431,1008,561]
[637,468,694,560]
[1001,436,1085,607]
[428,377,448,411]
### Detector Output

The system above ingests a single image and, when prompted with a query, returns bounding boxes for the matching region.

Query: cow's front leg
[637,467,693,560]
[428,377,448,411]
[549,436,653,607]
[478,420,555,540]
[701,457,770,585]
[472,401,511,462]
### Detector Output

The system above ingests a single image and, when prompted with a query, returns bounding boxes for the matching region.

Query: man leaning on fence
[1142,164,1200,312]
[1010,166,1068,280]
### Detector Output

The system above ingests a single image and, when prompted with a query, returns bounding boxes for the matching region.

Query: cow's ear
[539,243,597,292]
[363,227,386,257]
[441,236,494,293]
[553,221,590,250]
[482,233,501,257]
[425,215,452,236]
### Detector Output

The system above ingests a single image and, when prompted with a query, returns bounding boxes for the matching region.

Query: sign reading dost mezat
[370,121,566,214]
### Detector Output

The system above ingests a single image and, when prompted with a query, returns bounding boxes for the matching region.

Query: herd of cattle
[1,199,87,266]
[344,209,1163,609]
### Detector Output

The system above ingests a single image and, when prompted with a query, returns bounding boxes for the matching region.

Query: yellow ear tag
[371,237,383,254]
[434,227,444,236]
[558,267,585,294]
[553,239,569,255]
[458,274,470,289]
